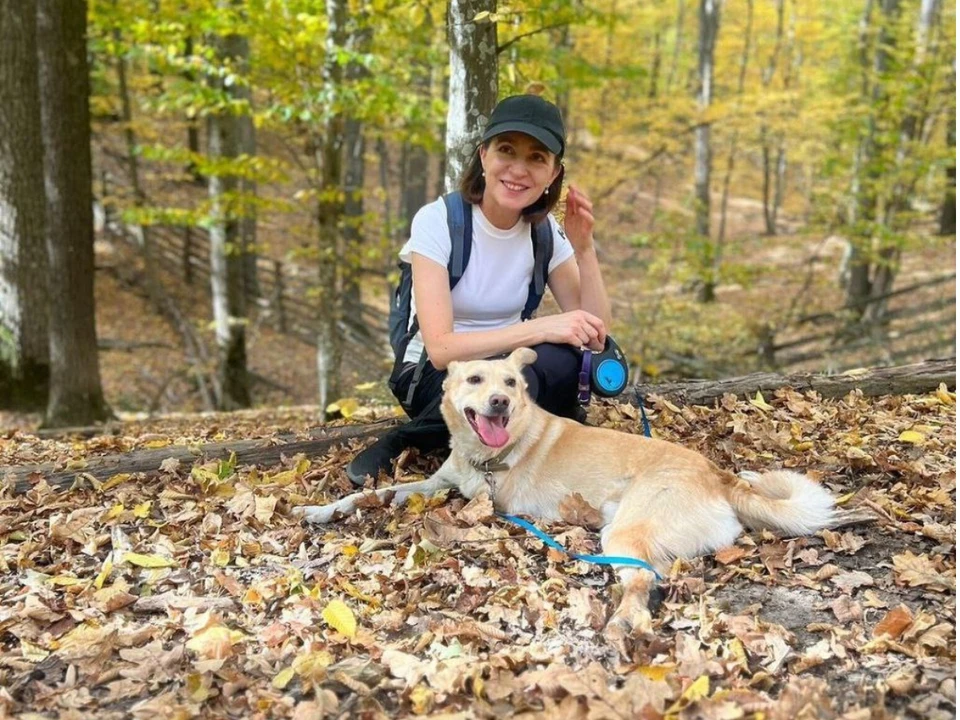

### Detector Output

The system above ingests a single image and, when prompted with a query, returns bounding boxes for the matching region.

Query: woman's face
[479,132,561,219]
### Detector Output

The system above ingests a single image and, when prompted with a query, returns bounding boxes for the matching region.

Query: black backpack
[387,191,554,414]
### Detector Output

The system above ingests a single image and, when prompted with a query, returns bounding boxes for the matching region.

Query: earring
[543,187,549,195]
[482,171,486,177]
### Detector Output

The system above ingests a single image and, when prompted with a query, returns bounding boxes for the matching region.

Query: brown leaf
[715,545,750,565]
[457,493,495,525]
[892,551,954,592]
[558,492,604,530]
[830,570,874,594]
[830,596,863,624]
[873,605,914,639]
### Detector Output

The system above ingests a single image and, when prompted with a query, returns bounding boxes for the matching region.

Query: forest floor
[0,385,955,718]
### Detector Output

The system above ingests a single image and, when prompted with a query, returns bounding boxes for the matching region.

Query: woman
[347,94,612,485]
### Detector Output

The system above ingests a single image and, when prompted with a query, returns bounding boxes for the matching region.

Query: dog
[295,348,836,636]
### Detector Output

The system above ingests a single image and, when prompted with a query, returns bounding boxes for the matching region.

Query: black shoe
[346,430,407,486]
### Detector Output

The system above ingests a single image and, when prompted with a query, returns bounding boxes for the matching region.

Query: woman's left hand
[563,184,595,254]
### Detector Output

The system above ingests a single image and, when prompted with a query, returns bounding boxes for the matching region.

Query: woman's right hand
[533,310,606,351]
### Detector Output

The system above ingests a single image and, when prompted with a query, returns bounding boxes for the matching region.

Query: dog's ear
[508,347,538,369]
[442,361,460,392]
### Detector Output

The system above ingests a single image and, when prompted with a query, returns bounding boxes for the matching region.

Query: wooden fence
[761,273,956,373]
[106,216,392,382]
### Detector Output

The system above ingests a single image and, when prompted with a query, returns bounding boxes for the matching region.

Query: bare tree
[444,0,498,192]
[694,0,721,302]
[206,2,251,409]
[0,0,49,410]
[36,0,111,426]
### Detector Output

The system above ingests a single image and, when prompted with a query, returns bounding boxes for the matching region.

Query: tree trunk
[694,0,720,303]
[206,9,250,410]
[113,21,162,310]
[845,0,902,318]
[183,35,204,185]
[316,0,349,412]
[0,0,49,410]
[444,0,498,192]
[633,358,955,407]
[36,0,111,427]
[760,0,785,236]
[715,0,753,291]
[342,20,371,307]
[940,69,955,235]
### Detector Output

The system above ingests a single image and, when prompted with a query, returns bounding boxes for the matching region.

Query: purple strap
[578,350,592,406]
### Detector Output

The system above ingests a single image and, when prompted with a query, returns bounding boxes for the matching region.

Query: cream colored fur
[295,348,836,636]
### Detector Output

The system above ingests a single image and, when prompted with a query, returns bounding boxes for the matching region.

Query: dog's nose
[489,394,510,413]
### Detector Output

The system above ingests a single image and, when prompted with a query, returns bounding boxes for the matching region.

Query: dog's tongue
[475,414,509,448]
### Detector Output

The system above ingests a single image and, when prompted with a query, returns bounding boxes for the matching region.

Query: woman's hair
[458,139,565,225]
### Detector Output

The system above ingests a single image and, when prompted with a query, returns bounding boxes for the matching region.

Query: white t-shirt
[400,197,575,363]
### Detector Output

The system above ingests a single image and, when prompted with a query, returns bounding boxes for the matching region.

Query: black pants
[390,342,583,453]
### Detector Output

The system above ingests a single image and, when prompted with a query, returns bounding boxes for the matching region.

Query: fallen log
[4,417,401,495]
[632,358,955,407]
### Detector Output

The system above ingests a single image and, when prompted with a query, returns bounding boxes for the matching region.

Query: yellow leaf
[897,430,925,444]
[94,558,113,590]
[666,675,710,713]
[749,391,774,412]
[321,599,357,638]
[272,666,295,689]
[338,398,360,418]
[101,473,132,491]
[410,685,434,714]
[354,381,377,392]
[105,503,126,520]
[211,548,230,567]
[935,384,955,406]
[683,675,710,701]
[186,625,237,659]
[637,664,674,681]
[292,651,334,682]
[144,439,170,449]
[21,639,49,662]
[341,545,359,557]
[123,552,177,569]
[185,673,214,702]
[133,501,152,518]
[48,575,83,587]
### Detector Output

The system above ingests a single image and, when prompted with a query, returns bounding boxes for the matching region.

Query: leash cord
[496,512,662,580]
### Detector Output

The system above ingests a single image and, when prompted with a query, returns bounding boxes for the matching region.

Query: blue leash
[495,389,661,581]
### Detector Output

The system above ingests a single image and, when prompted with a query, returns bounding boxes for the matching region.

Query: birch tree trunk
[694,0,720,302]
[206,7,251,410]
[316,0,349,412]
[444,0,498,192]
[0,0,49,410]
[36,0,111,427]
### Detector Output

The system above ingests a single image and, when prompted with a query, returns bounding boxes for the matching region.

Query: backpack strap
[521,217,554,321]
[443,191,472,290]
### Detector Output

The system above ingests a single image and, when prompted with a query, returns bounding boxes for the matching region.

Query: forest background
[0,0,956,426]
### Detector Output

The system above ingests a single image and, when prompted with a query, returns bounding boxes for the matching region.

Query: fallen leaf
[322,599,357,639]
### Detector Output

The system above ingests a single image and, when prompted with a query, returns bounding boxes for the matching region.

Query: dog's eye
[505,377,517,388]
[467,375,482,385]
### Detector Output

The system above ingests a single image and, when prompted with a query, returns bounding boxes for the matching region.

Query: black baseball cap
[481,95,566,157]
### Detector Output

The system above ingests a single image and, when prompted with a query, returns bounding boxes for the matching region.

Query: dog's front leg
[294,469,457,525]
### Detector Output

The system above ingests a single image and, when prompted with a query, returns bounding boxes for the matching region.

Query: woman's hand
[563,184,596,254]
[533,310,606,351]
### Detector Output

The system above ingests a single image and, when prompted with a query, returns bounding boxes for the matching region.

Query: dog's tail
[726,470,835,536]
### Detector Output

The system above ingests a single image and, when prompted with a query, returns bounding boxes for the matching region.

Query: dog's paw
[292,504,340,524]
